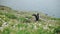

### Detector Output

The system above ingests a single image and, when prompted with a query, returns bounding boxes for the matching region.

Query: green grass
[5,13,17,19]
[0,6,60,34]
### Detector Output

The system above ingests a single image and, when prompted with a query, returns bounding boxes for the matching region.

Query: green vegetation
[0,5,60,34]
[5,13,17,19]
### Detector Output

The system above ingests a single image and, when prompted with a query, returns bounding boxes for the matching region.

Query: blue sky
[0,0,60,18]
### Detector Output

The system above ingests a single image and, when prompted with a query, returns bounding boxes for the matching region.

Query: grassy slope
[0,6,60,34]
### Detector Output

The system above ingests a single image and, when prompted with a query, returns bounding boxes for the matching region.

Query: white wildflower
[25,18,28,19]
[51,29,54,32]
[33,24,35,26]
[13,25,16,28]
[43,26,48,30]
[20,27,25,30]
[34,25,37,29]
[3,22,7,25]
[34,23,37,25]
[2,22,8,27]
[27,23,32,27]
[0,18,1,20]
[49,24,52,26]
[20,27,22,30]
[39,23,42,26]
[27,23,30,25]
[0,27,4,32]
[0,27,3,30]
